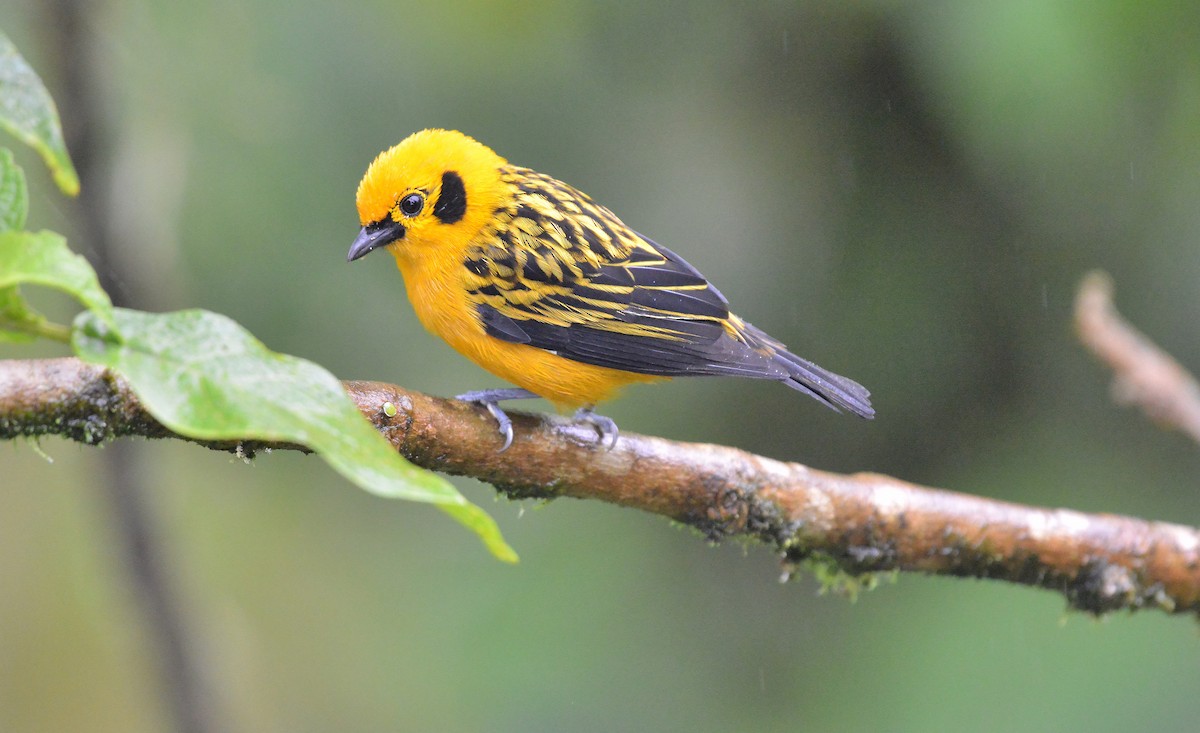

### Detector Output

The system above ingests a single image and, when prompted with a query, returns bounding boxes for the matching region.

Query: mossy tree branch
[3,355,1198,618]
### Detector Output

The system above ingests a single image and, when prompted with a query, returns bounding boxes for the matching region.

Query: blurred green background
[4,1,1200,731]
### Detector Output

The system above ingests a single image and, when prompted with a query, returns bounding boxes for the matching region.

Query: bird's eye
[399,193,424,217]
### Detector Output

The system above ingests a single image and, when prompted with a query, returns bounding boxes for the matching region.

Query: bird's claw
[454,390,618,451]
[455,388,537,452]
[483,401,514,452]
[572,407,619,450]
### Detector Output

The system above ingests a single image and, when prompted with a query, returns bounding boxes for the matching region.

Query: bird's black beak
[347,218,406,262]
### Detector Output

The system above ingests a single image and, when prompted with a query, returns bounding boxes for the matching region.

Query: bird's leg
[572,406,619,450]
[454,388,540,452]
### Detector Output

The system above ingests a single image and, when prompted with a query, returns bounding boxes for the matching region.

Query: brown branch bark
[3,356,1199,618]
[1076,271,1200,445]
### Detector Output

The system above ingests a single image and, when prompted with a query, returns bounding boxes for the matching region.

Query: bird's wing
[464,212,786,380]
[459,169,873,417]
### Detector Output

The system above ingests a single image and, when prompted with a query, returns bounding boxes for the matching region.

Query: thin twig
[3,356,1199,618]
[1076,270,1200,445]
[41,1,222,730]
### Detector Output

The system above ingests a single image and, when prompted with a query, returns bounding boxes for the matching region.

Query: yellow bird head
[348,128,508,263]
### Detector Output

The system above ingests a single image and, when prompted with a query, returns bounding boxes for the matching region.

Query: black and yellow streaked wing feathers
[462,167,874,416]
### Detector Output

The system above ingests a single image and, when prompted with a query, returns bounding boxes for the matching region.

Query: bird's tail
[743,324,875,419]
[775,349,874,419]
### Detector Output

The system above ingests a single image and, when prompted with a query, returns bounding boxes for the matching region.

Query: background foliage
[3,1,1200,731]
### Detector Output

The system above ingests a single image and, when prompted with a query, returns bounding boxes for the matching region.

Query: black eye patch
[433,170,467,224]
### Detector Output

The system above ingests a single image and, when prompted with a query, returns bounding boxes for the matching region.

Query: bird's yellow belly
[394,249,662,409]
[452,334,663,409]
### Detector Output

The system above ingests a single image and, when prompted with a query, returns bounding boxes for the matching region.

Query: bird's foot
[454,390,618,451]
[454,388,540,452]
[572,406,619,450]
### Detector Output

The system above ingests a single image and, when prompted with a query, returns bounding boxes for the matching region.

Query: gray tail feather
[774,349,874,419]
[739,323,874,418]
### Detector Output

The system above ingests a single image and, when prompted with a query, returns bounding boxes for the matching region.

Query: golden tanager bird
[348,129,873,449]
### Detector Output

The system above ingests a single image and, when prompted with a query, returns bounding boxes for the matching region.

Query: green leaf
[0,148,28,231]
[0,30,79,196]
[0,229,112,341]
[73,307,517,562]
